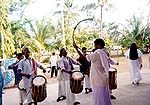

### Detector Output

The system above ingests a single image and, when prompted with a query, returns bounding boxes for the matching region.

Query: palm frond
[81,3,98,11]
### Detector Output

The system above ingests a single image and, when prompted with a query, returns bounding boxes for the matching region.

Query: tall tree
[54,0,79,51]
[0,0,16,58]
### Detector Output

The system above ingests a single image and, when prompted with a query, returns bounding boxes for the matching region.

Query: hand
[140,64,142,70]
[73,43,79,49]
[68,71,72,74]
[61,69,64,72]
[26,74,31,79]
[43,69,46,73]
[92,49,96,52]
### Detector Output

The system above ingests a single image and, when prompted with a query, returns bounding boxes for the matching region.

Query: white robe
[56,59,66,97]
[124,49,143,83]
[86,49,111,105]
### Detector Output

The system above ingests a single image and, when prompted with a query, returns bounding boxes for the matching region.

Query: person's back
[50,53,57,67]
[50,52,58,77]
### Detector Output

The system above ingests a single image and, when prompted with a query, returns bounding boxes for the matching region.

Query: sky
[23,0,149,25]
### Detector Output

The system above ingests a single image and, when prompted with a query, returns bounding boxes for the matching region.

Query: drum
[70,71,84,94]
[18,79,25,90]
[31,75,47,102]
[109,68,117,90]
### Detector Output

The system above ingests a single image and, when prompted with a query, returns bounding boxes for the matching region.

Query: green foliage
[119,16,150,52]
[0,0,16,58]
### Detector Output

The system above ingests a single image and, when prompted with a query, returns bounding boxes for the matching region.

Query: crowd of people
[0,38,148,105]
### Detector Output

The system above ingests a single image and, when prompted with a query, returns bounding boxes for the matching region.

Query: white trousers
[84,74,91,89]
[58,80,66,97]
[65,80,75,105]
[19,90,25,104]
[19,88,32,105]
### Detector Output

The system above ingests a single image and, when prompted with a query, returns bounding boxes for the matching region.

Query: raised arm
[73,43,86,61]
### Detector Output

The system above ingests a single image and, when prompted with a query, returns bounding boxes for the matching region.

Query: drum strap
[32,58,37,76]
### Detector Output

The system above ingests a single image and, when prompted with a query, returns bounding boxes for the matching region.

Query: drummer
[73,45,92,94]
[17,47,46,105]
[102,47,119,99]
[59,48,81,105]
[56,54,66,102]
[8,53,24,105]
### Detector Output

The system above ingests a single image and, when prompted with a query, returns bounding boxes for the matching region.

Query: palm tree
[25,17,55,60]
[119,16,146,51]
[54,0,79,51]
[0,0,16,58]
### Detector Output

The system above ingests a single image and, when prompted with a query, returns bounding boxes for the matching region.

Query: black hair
[94,38,105,48]
[60,48,65,55]
[129,43,138,60]
[16,53,23,57]
[82,47,87,51]
[52,52,55,55]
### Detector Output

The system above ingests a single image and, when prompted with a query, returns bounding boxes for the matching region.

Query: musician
[59,48,80,105]
[86,38,111,105]
[56,54,66,102]
[8,53,24,105]
[102,48,119,99]
[8,53,24,86]
[17,47,46,105]
[0,60,4,105]
[73,45,92,94]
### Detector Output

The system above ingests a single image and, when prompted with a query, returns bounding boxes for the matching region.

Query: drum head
[72,71,83,80]
[109,68,117,72]
[32,75,46,86]
[18,79,24,90]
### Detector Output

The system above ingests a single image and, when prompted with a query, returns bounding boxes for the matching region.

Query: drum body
[70,71,84,94]
[109,68,117,90]
[18,79,25,90]
[31,75,47,102]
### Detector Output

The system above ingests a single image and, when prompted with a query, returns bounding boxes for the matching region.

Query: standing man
[0,60,4,105]
[50,52,58,78]
[17,47,46,105]
[56,54,66,102]
[0,60,6,94]
[73,46,92,94]
[86,39,111,105]
[102,48,119,99]
[59,48,80,105]
[8,53,24,105]
[8,53,24,86]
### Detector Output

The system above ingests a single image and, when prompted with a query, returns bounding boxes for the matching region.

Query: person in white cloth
[56,54,66,102]
[86,38,111,105]
[73,45,92,94]
[17,47,46,105]
[124,43,143,85]
[50,52,58,78]
[59,48,80,105]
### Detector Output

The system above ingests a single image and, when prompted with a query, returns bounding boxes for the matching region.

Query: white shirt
[86,49,109,86]
[50,55,58,67]
[1,66,6,74]
[18,58,41,89]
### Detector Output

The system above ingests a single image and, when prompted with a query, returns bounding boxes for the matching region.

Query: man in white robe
[56,55,66,102]
[86,39,111,105]
[59,48,80,105]
[17,47,46,105]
